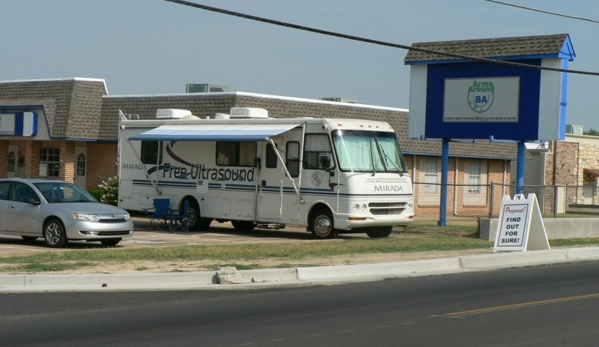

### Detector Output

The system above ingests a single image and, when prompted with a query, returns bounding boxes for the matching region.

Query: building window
[40,148,60,177]
[76,153,86,176]
[464,160,487,205]
[7,152,15,174]
[423,157,439,193]
[468,160,482,194]
[418,157,440,205]
[216,142,256,167]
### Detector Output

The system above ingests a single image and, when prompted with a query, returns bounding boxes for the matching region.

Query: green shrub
[96,176,119,206]
[87,188,103,201]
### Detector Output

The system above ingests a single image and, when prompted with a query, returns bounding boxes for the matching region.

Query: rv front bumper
[334,211,415,230]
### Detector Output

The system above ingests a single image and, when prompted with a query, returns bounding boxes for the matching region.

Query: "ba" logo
[468,81,495,113]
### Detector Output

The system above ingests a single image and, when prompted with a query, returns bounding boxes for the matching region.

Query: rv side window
[216,142,256,167]
[303,134,334,170]
[286,141,300,177]
[266,143,278,168]
[140,141,162,165]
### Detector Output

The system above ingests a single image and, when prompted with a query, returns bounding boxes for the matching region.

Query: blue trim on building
[559,59,569,140]
[406,54,561,66]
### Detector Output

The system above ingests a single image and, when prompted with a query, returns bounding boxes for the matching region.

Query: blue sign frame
[425,60,542,140]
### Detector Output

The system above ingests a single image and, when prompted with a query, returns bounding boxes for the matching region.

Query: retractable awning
[128,123,300,142]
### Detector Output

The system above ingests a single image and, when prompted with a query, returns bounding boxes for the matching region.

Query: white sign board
[0,113,16,135]
[444,77,520,123]
[493,193,550,252]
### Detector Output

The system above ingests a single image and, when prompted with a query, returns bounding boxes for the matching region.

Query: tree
[584,128,599,136]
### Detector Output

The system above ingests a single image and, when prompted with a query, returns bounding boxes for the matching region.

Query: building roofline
[0,77,108,94]
[103,91,409,113]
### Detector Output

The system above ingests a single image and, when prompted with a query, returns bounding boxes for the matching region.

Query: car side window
[10,183,38,203]
[0,182,10,200]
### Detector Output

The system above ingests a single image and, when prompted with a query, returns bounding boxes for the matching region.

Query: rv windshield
[332,130,407,173]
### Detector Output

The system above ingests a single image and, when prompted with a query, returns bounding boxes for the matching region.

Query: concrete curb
[296,258,467,283]
[1,247,598,292]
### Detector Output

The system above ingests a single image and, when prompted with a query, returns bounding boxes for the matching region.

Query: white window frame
[464,159,487,205]
[40,148,61,178]
[418,157,440,205]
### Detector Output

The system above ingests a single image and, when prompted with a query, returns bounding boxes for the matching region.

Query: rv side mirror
[320,156,331,169]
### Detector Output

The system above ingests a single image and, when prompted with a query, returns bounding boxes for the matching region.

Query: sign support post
[516,141,526,195]
[438,139,449,226]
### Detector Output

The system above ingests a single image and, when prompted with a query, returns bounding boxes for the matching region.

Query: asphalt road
[1,261,598,346]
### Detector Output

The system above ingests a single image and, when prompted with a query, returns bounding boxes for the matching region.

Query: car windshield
[33,182,98,203]
[332,130,408,173]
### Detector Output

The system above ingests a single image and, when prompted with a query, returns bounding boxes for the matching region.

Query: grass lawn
[1,222,598,273]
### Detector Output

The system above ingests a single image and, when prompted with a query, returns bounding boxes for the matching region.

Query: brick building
[519,134,599,211]
[0,78,516,216]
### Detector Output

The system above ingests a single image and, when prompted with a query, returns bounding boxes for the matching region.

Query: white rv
[118,107,414,238]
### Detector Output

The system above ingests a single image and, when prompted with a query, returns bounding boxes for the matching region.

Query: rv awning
[128,123,300,142]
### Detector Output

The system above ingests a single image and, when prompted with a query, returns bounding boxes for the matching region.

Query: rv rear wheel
[309,207,338,239]
[187,199,212,231]
[365,226,393,238]
[231,220,257,231]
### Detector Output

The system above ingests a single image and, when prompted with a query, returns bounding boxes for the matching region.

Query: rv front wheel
[187,199,212,231]
[365,226,393,238]
[309,208,338,239]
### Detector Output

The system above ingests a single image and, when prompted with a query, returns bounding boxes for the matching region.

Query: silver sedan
[0,178,133,248]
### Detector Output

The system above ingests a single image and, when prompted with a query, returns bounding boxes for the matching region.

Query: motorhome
[118,107,414,238]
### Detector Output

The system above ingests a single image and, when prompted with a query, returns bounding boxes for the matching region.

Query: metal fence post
[553,185,557,218]
[489,182,495,218]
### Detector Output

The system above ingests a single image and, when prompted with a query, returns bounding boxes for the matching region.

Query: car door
[0,181,10,231]
[6,182,41,234]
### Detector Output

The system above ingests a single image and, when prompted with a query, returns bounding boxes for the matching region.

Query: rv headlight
[73,213,101,222]
[353,204,368,211]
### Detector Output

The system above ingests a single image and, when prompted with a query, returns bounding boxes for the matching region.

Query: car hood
[49,202,129,215]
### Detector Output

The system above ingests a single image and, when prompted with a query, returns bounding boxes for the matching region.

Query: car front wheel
[44,218,68,248]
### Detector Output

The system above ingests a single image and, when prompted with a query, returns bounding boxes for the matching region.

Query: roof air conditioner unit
[229,107,269,119]
[566,124,584,135]
[156,109,192,119]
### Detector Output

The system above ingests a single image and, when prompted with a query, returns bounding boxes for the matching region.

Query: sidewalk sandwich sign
[493,194,550,252]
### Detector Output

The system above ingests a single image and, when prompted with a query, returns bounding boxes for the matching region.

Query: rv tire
[365,226,393,238]
[309,207,338,239]
[231,220,257,231]
[187,199,212,231]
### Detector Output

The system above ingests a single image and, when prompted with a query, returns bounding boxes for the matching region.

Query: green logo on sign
[468,81,494,113]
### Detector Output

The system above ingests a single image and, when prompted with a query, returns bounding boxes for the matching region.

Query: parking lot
[0,217,371,258]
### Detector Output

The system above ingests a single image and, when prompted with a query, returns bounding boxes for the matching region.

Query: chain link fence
[412,182,599,227]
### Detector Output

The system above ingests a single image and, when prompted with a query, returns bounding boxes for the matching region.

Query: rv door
[257,140,285,221]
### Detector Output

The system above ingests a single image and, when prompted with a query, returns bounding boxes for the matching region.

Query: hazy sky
[3,0,598,130]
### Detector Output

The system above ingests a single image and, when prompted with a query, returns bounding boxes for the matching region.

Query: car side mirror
[25,198,41,205]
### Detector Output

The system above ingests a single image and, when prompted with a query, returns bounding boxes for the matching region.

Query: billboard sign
[444,77,520,123]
